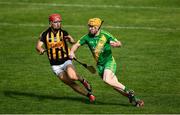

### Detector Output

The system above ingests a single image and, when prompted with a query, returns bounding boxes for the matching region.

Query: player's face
[50,19,61,30]
[88,25,99,35]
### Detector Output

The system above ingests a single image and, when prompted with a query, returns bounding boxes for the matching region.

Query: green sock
[124,87,138,100]
[123,87,129,93]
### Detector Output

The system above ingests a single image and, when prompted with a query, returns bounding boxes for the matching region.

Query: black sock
[87,92,92,97]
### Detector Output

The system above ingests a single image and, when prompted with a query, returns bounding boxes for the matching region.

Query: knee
[103,74,117,87]
[103,77,111,85]
[67,72,79,81]
[70,77,78,81]
[66,67,79,81]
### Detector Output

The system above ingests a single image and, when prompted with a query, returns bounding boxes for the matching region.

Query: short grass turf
[0,0,180,114]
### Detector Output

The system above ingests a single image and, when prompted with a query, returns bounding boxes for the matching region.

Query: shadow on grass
[3,90,130,106]
[3,90,84,102]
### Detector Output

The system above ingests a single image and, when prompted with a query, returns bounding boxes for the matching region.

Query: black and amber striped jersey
[40,27,70,65]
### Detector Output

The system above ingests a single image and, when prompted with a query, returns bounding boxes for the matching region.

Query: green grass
[0,0,180,114]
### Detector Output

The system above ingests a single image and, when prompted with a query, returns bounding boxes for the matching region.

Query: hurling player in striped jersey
[36,14,95,102]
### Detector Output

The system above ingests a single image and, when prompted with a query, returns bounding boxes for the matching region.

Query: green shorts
[97,57,117,77]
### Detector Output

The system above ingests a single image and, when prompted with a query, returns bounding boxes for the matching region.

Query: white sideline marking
[0,22,179,31]
[0,1,180,10]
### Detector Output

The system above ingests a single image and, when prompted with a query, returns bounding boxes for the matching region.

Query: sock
[124,87,139,101]
[80,79,85,83]
[123,86,129,93]
[87,92,92,97]
[124,87,137,98]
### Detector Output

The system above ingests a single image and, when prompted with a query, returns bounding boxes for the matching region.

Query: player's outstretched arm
[36,39,45,55]
[70,42,81,59]
[64,35,76,44]
[110,40,122,47]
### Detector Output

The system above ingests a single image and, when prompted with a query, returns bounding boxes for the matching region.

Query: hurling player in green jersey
[70,18,144,107]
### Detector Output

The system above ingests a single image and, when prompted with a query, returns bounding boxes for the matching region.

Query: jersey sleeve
[39,32,46,43]
[102,30,118,42]
[77,35,87,46]
[109,35,118,42]
[62,30,69,36]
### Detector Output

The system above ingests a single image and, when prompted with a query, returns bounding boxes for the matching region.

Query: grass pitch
[0,0,180,114]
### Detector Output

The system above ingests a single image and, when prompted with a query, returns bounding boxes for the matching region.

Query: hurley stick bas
[41,49,96,74]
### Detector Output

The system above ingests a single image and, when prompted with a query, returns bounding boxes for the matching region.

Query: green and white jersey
[78,30,118,65]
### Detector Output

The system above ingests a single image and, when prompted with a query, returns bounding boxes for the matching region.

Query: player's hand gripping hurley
[41,49,96,74]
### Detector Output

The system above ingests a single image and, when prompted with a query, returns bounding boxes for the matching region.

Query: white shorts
[51,60,73,76]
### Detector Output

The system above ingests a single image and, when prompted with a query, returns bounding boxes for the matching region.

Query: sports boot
[128,90,144,107]
[135,99,144,107]
[89,94,96,102]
